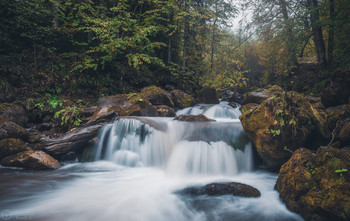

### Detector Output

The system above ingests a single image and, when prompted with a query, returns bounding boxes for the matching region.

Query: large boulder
[170,90,196,109]
[1,150,62,170]
[180,182,261,197]
[325,105,350,147]
[140,85,175,107]
[275,147,350,221]
[96,93,158,117]
[242,85,283,105]
[0,102,28,127]
[219,88,243,103]
[0,116,30,141]
[155,105,176,117]
[198,87,219,104]
[174,114,215,122]
[240,89,327,170]
[0,138,30,161]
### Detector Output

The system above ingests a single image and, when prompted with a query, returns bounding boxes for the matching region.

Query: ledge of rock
[170,90,196,109]
[0,138,30,161]
[174,114,215,122]
[141,85,175,108]
[275,146,350,221]
[1,150,62,170]
[180,182,261,197]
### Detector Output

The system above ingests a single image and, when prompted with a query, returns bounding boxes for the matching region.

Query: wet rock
[242,85,283,105]
[240,89,327,170]
[1,150,62,170]
[275,147,350,221]
[155,105,176,117]
[198,87,219,104]
[141,85,175,107]
[174,114,215,122]
[170,90,196,109]
[42,111,117,155]
[0,138,30,161]
[219,89,243,103]
[181,182,261,197]
[60,151,77,162]
[0,102,28,127]
[0,117,30,141]
[97,93,158,117]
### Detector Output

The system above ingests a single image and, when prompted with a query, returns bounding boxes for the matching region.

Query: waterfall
[95,102,253,176]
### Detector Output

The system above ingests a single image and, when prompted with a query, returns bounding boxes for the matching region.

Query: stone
[155,105,176,117]
[198,87,219,104]
[219,89,243,103]
[170,90,196,109]
[0,102,28,127]
[240,89,327,170]
[180,182,261,198]
[321,70,350,108]
[174,114,215,122]
[1,150,62,170]
[97,93,158,117]
[140,85,175,107]
[275,147,350,221]
[0,119,30,141]
[0,138,30,161]
[242,85,283,105]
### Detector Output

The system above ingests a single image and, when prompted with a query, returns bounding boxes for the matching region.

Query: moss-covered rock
[321,70,350,108]
[275,147,350,221]
[170,89,196,109]
[242,85,283,105]
[97,93,158,117]
[1,150,62,170]
[197,87,219,104]
[155,105,176,117]
[240,89,327,170]
[0,102,28,127]
[140,85,175,107]
[0,120,30,141]
[0,138,30,161]
[325,105,350,147]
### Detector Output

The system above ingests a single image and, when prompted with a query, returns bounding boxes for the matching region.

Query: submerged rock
[170,89,196,109]
[141,85,175,107]
[174,114,215,122]
[180,182,261,197]
[275,147,350,221]
[0,138,30,161]
[240,87,327,170]
[1,150,62,170]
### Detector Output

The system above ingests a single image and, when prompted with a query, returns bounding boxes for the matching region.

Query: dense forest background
[1,0,349,99]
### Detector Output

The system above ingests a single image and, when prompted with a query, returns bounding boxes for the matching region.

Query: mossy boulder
[240,89,327,170]
[275,147,350,221]
[0,117,30,141]
[0,102,28,127]
[325,105,350,147]
[242,85,283,105]
[140,85,175,107]
[198,87,219,104]
[170,89,196,109]
[0,138,30,161]
[97,93,158,117]
[155,105,176,117]
[1,150,62,170]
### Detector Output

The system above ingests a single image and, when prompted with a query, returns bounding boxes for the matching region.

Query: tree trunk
[182,2,189,71]
[307,0,327,65]
[52,0,59,28]
[279,0,298,66]
[328,0,334,63]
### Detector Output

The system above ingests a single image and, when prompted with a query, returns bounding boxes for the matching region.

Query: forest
[0,1,349,221]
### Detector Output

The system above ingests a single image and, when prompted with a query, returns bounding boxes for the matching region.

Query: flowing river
[0,102,303,221]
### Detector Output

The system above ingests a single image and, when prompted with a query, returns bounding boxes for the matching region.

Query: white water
[0,103,304,221]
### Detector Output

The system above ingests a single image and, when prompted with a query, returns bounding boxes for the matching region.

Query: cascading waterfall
[94,103,252,176]
[2,102,304,221]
